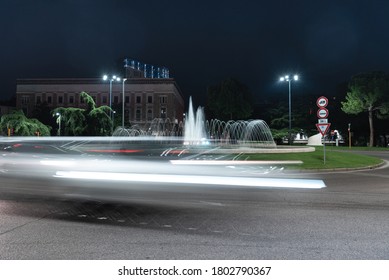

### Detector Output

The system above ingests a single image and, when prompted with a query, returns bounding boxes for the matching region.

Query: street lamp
[348,123,351,149]
[55,112,61,136]
[103,75,121,122]
[280,74,298,145]
[122,78,127,129]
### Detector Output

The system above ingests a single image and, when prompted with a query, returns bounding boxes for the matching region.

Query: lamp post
[280,74,298,145]
[348,123,351,148]
[103,75,121,122]
[122,78,127,129]
[55,112,61,136]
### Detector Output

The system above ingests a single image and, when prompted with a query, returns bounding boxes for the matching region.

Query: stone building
[0,105,16,117]
[16,77,185,129]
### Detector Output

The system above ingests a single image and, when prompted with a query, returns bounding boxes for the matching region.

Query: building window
[80,95,84,103]
[147,109,153,121]
[69,96,74,104]
[36,96,41,104]
[102,96,107,104]
[21,96,30,105]
[114,96,119,104]
[136,96,142,104]
[160,107,167,118]
[47,96,52,104]
[159,96,167,104]
[58,96,63,104]
[147,96,153,103]
[92,96,97,103]
[136,108,141,121]
[125,96,130,104]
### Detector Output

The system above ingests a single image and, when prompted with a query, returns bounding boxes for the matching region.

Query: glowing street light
[103,75,121,122]
[55,112,61,136]
[279,74,299,145]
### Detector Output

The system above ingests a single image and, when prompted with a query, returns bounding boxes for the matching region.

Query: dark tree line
[206,78,253,121]
[205,73,389,146]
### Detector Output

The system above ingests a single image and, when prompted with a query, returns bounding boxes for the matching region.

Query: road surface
[0,140,388,259]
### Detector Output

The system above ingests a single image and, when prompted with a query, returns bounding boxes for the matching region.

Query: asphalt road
[0,149,389,260]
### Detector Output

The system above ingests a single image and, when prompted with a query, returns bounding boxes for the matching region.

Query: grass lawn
[237,146,385,170]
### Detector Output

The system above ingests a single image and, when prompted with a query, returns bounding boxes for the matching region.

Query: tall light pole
[56,112,61,136]
[122,78,127,129]
[103,75,121,122]
[280,74,298,145]
[348,123,351,149]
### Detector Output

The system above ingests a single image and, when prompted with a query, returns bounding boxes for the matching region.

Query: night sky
[2,0,389,106]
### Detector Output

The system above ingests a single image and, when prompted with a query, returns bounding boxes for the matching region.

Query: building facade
[16,77,185,129]
[0,105,16,117]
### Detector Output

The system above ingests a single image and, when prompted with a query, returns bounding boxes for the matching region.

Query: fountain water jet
[184,97,276,148]
[184,97,207,145]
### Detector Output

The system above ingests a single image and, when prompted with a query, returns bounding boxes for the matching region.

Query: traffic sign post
[316,123,331,164]
[316,96,330,164]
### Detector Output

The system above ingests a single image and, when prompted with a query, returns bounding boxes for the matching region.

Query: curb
[291,160,387,173]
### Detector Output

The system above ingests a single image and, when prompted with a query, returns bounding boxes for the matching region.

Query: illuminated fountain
[113,117,179,137]
[206,119,276,148]
[114,97,276,148]
[184,97,207,145]
[184,97,276,148]
[113,97,315,153]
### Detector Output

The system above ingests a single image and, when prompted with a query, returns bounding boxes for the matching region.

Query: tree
[0,110,51,136]
[31,101,57,131]
[52,107,86,136]
[341,71,389,147]
[206,78,253,121]
[79,91,112,135]
[52,91,112,136]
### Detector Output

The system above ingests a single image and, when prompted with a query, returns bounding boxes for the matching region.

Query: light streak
[85,149,143,153]
[40,160,76,167]
[54,171,326,189]
[170,160,303,165]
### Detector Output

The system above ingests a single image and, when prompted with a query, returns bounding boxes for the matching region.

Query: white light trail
[170,160,303,165]
[40,160,76,167]
[54,171,326,189]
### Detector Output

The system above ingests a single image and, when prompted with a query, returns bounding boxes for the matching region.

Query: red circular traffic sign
[316,96,329,108]
[317,108,329,118]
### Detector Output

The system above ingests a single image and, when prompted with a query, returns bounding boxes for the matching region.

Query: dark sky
[2,0,389,105]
